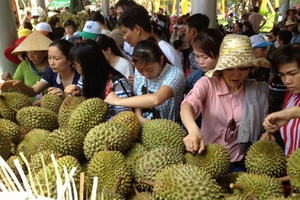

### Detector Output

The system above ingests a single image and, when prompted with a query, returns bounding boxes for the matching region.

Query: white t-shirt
[158,40,183,71]
[114,57,134,78]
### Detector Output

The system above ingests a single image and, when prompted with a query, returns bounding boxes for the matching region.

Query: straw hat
[285,20,296,27]
[108,29,124,48]
[12,31,52,54]
[4,36,27,64]
[206,34,270,77]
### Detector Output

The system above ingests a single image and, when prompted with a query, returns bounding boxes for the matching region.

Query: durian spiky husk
[0,132,13,160]
[287,148,300,191]
[84,121,133,160]
[58,96,85,128]
[141,119,185,153]
[153,164,224,200]
[185,143,230,179]
[16,129,50,160]
[40,93,63,114]
[245,140,286,177]
[135,147,185,192]
[233,173,284,199]
[0,118,21,144]
[110,111,140,140]
[217,172,244,194]
[131,192,154,200]
[87,150,132,196]
[42,128,85,160]
[125,143,147,173]
[16,106,58,131]
[67,98,108,134]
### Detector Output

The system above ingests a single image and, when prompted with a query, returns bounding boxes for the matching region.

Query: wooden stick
[230,183,245,191]
[113,175,124,194]
[79,172,85,200]
[138,178,155,187]
[277,175,291,183]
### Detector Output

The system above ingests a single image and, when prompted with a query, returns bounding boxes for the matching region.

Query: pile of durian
[0,91,299,199]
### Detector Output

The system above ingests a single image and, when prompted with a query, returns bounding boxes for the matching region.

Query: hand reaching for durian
[0,79,22,90]
[104,92,120,106]
[183,131,205,155]
[64,84,81,96]
[263,107,299,133]
[48,87,65,98]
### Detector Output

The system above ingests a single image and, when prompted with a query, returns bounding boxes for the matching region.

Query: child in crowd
[104,39,185,124]
[2,31,51,102]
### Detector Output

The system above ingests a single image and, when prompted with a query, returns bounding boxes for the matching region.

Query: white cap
[35,22,53,35]
[79,21,102,39]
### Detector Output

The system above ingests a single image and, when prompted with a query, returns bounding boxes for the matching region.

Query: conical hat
[206,34,271,77]
[12,31,52,54]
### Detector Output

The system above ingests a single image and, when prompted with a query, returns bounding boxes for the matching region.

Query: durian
[245,140,286,177]
[141,119,185,153]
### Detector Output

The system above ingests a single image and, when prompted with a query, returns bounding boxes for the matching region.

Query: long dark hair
[91,11,113,31]
[69,39,117,99]
[95,34,123,57]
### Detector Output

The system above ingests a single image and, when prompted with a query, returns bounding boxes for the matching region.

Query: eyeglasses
[225,118,236,142]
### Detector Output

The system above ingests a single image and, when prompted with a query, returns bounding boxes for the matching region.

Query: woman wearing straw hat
[180,34,271,172]
[0,39,80,100]
[2,31,51,101]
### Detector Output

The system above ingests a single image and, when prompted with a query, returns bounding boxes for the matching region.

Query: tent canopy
[49,0,70,9]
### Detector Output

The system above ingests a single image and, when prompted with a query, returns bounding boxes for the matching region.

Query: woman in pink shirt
[181,34,270,172]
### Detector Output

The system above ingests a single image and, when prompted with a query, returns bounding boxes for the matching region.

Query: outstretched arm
[263,106,300,133]
[104,85,173,108]
[0,80,48,97]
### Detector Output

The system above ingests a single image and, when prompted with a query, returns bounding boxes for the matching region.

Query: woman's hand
[0,80,22,90]
[183,130,205,155]
[48,87,65,97]
[64,84,81,96]
[104,92,120,105]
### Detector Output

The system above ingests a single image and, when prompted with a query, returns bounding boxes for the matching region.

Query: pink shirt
[181,76,245,162]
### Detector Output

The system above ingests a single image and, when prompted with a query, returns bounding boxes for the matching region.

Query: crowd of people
[2,0,300,174]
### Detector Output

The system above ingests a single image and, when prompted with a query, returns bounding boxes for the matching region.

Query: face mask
[274,41,280,48]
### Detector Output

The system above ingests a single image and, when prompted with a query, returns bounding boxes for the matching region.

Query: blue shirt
[134,64,185,122]
[41,68,81,91]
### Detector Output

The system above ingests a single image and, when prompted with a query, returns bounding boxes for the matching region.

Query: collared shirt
[134,63,185,122]
[280,91,300,157]
[181,76,245,162]
[41,69,81,91]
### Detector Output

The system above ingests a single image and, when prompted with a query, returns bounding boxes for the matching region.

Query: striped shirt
[280,91,300,157]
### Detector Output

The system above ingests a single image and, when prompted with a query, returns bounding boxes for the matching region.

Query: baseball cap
[80,21,102,39]
[36,22,53,35]
[250,34,272,48]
